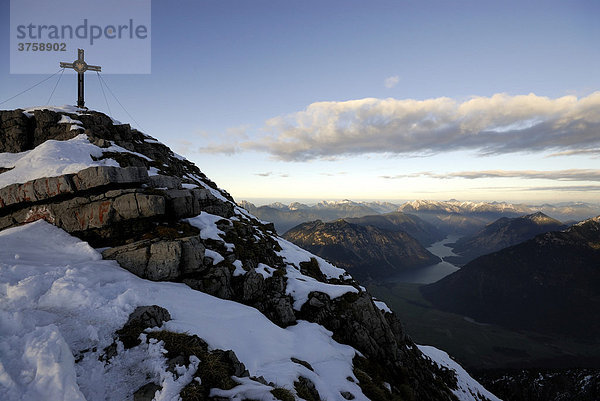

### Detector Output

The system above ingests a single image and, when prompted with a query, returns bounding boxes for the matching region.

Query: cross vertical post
[60,49,101,109]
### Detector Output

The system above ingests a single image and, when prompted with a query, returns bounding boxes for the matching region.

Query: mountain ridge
[283,219,441,281]
[446,212,566,265]
[0,106,497,401]
[242,199,599,236]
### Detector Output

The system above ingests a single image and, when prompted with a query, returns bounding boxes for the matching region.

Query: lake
[386,235,461,284]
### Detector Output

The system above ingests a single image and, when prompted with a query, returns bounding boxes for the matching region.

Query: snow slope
[418,345,502,401]
[0,221,368,401]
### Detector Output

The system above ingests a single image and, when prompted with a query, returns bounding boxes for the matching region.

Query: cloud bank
[525,185,600,192]
[201,92,600,161]
[254,172,290,178]
[547,149,600,158]
[381,169,600,181]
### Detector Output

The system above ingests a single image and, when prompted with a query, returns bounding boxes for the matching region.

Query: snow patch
[171,152,187,161]
[106,142,153,162]
[186,212,227,242]
[190,176,230,204]
[23,105,85,114]
[285,266,358,310]
[0,135,119,188]
[373,299,392,314]
[109,117,123,125]
[0,133,158,190]
[255,263,276,279]
[210,376,277,400]
[232,260,246,277]
[275,237,349,280]
[186,212,234,251]
[57,115,84,131]
[418,345,502,401]
[204,249,224,265]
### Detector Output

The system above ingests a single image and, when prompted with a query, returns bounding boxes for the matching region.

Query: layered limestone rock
[0,107,480,401]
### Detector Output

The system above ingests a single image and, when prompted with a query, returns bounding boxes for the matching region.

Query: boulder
[0,110,33,152]
[103,236,207,281]
[126,305,172,330]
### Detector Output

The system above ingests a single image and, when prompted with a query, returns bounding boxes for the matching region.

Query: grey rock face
[147,174,181,189]
[73,166,149,190]
[300,292,403,363]
[0,110,34,152]
[103,236,207,281]
[0,174,75,207]
[0,166,157,234]
[239,273,297,327]
[0,189,167,236]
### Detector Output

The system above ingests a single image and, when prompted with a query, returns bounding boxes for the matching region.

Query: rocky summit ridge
[0,106,499,401]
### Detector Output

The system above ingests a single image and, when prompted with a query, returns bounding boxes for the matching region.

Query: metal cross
[59,49,101,109]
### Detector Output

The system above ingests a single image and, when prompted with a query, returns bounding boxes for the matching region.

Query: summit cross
[59,49,101,109]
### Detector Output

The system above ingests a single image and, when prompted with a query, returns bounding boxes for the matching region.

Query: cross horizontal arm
[87,65,101,72]
[59,62,74,68]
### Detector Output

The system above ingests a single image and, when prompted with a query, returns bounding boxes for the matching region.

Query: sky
[1,0,599,205]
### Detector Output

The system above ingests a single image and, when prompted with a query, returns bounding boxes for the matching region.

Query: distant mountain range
[421,216,600,341]
[398,200,596,235]
[445,212,567,265]
[239,200,398,234]
[283,219,440,281]
[241,199,600,236]
[398,200,527,235]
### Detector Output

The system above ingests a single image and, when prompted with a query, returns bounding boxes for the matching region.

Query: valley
[386,235,461,284]
[251,198,600,400]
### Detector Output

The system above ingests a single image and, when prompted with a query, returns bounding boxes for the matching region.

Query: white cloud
[204,92,600,161]
[254,172,290,178]
[197,143,239,155]
[196,124,250,155]
[384,75,400,88]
